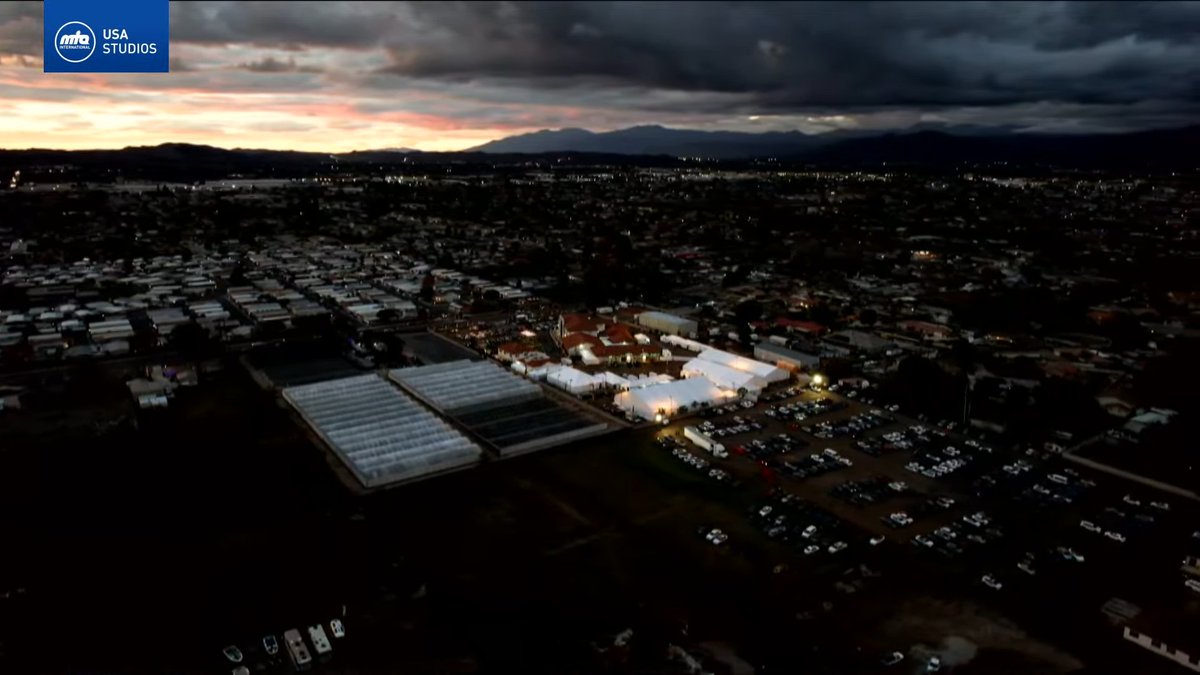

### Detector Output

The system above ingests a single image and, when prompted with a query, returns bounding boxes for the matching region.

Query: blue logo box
[44,0,169,73]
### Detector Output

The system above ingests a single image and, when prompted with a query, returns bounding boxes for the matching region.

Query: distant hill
[470,123,1200,167]
[0,124,1195,179]
[469,124,831,157]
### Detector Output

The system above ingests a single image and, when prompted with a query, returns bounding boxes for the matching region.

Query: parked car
[262,635,279,656]
[222,646,244,664]
[308,624,333,655]
[330,618,345,638]
[981,574,1003,590]
[881,651,905,666]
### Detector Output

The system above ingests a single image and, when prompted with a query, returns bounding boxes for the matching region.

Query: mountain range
[469,123,1199,165]
[0,125,1195,179]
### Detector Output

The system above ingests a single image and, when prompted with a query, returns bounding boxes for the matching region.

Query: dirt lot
[0,365,1175,674]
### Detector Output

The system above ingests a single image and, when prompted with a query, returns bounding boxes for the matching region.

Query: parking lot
[651,379,1200,655]
[659,385,982,545]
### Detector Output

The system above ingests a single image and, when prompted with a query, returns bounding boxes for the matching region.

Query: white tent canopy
[613,376,731,420]
[696,348,789,382]
[547,366,600,394]
[681,357,767,393]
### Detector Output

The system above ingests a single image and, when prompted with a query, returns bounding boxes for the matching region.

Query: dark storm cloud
[0,1,41,56]
[237,56,323,74]
[375,1,1200,110]
[2,1,1198,132]
[170,1,413,48]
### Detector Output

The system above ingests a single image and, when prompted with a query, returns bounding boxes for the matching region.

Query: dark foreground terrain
[0,362,1174,674]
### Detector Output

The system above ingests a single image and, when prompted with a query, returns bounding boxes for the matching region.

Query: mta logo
[52,21,95,63]
[59,30,90,47]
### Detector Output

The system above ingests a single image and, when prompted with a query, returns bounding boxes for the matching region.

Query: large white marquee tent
[681,357,767,393]
[613,376,731,420]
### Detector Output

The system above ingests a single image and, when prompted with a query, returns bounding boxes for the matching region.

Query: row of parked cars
[697,415,764,438]
[661,439,733,483]
[223,618,345,672]
[779,448,852,481]
[699,401,757,418]
[758,386,807,403]
[832,476,908,507]
[751,499,853,557]
[809,411,892,440]
[732,433,809,460]
[764,397,847,423]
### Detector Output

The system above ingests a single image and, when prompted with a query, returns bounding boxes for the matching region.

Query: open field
[0,366,1187,673]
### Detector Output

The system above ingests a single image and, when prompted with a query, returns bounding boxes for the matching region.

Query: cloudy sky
[1,1,1198,151]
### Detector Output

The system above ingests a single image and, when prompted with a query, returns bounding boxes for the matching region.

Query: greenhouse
[283,374,483,488]
[390,360,609,456]
[389,359,542,413]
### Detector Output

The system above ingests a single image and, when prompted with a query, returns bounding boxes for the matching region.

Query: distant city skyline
[1,1,1198,151]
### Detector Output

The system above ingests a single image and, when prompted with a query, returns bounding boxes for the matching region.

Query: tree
[168,321,213,362]
[737,387,748,400]
[419,273,436,303]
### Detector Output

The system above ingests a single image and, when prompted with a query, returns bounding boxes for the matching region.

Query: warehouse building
[283,374,483,489]
[635,310,698,338]
[754,341,821,371]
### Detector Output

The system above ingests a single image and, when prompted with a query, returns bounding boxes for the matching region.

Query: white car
[1104,530,1127,543]
[706,528,729,545]
[1080,520,1102,533]
[1058,547,1085,562]
[1123,494,1142,506]
[1186,579,1200,594]
[1017,562,1036,575]
[869,535,886,546]
[801,525,818,539]
[330,618,345,638]
[222,646,244,664]
[262,635,279,656]
[881,651,905,666]
[926,655,942,672]
[934,527,957,540]
[803,545,820,555]
[981,575,1003,590]
[1150,501,1171,512]
[308,624,332,655]
[828,541,848,554]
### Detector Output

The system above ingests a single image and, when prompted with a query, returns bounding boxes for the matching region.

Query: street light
[811,373,826,388]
